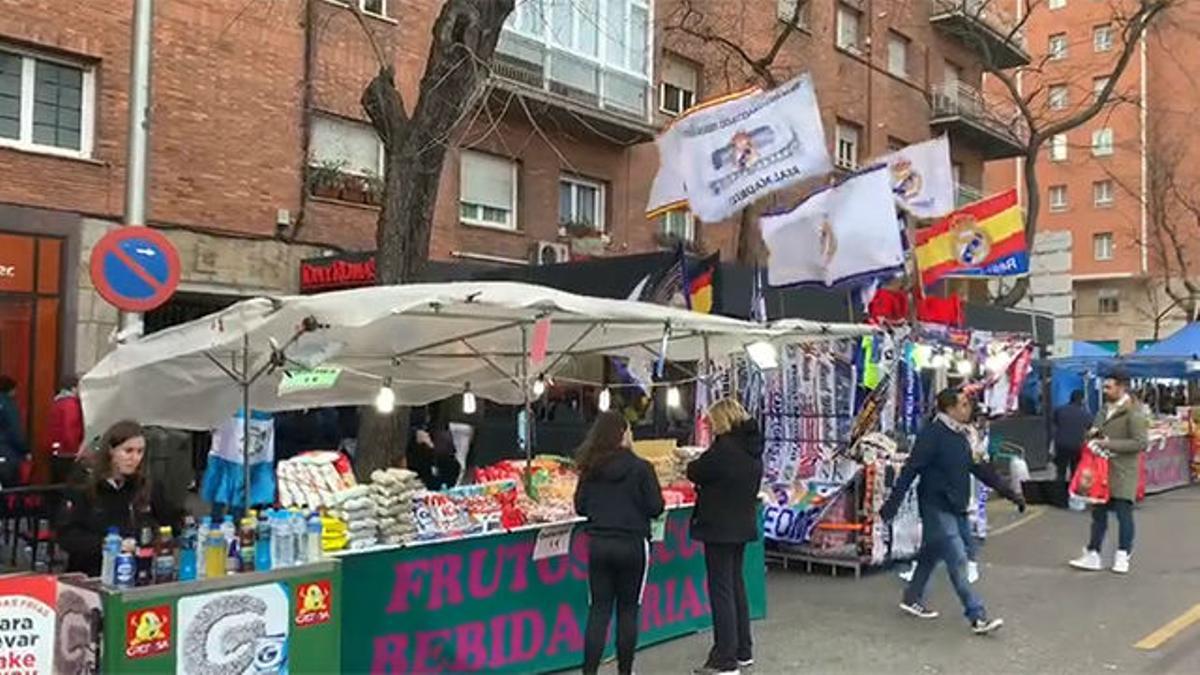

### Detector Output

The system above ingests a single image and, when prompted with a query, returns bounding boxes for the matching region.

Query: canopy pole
[242,333,252,513]
[520,323,532,489]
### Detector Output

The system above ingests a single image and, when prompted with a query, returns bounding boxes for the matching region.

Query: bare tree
[343,0,516,479]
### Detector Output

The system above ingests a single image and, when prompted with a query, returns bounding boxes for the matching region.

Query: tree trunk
[995,149,1041,307]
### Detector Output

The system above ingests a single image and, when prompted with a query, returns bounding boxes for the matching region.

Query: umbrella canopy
[82,281,872,433]
[1132,323,1200,358]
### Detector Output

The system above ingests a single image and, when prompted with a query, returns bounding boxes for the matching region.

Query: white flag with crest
[654,75,830,223]
[875,135,955,219]
[761,165,903,288]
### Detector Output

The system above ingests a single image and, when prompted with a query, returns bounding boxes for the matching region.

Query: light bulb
[374,384,395,414]
[598,387,612,412]
[666,385,682,409]
[930,351,947,370]
[462,388,477,414]
[746,341,779,369]
[955,358,974,377]
[532,376,547,398]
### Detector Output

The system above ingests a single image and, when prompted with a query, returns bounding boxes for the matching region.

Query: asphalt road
[627,486,1200,674]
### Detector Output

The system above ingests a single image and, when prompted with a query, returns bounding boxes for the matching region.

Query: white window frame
[887,32,909,78]
[835,122,860,170]
[1049,0,1066,9]
[1048,84,1068,111]
[460,150,519,231]
[777,0,810,27]
[0,44,96,159]
[1093,24,1114,52]
[308,113,384,177]
[1049,134,1068,161]
[1092,128,1114,156]
[1093,76,1111,100]
[1093,179,1115,207]
[1048,185,1068,212]
[658,82,695,116]
[836,5,862,54]
[659,209,695,243]
[1098,287,1119,314]
[1049,33,1068,60]
[1094,233,1115,262]
[558,175,606,233]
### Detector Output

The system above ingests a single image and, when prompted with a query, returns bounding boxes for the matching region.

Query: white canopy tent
[82,281,873,433]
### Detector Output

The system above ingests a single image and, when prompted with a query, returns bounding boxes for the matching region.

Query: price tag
[278,367,342,395]
[532,523,573,561]
[649,514,667,543]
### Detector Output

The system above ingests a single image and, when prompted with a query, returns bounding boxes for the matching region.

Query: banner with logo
[915,188,1028,288]
[341,507,767,674]
[0,575,56,675]
[875,136,955,219]
[654,75,831,222]
[761,165,904,288]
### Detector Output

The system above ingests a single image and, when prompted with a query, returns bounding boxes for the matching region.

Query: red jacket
[48,392,84,457]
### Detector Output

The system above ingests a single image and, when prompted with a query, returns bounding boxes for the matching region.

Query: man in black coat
[1053,390,1092,482]
[880,388,1024,636]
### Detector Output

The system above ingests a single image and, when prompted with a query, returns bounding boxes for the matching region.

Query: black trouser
[703,541,752,671]
[583,535,648,675]
[1088,498,1135,553]
[1055,450,1080,483]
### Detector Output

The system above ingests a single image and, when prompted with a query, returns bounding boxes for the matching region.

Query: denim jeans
[1088,498,1135,553]
[957,514,978,562]
[904,509,986,621]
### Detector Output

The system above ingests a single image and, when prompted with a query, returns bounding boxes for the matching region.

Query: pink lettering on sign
[536,554,571,585]
[386,559,431,614]
[546,604,583,655]
[640,582,662,631]
[508,610,545,665]
[430,555,464,610]
[371,635,409,673]
[452,622,488,671]
[413,629,453,672]
[468,549,503,600]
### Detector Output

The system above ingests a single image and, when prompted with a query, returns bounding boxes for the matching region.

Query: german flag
[685,252,720,314]
[914,188,1027,289]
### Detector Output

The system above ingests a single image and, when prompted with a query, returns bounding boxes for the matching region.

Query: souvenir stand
[78,281,871,673]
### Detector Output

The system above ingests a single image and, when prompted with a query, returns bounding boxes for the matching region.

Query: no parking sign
[90,226,181,312]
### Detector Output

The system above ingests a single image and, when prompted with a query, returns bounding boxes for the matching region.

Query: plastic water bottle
[306,512,323,562]
[272,513,294,568]
[179,517,198,581]
[114,539,136,589]
[256,510,273,571]
[196,516,212,580]
[100,527,121,585]
[292,511,309,565]
[220,515,239,573]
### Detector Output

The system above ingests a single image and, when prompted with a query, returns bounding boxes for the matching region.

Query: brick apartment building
[0,0,1023,451]
[987,1,1200,353]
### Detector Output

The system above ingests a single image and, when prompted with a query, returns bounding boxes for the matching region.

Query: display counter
[337,505,767,674]
[59,560,341,673]
[1143,432,1195,495]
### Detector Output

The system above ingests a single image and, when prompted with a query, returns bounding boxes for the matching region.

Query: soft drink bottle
[196,516,212,580]
[100,527,121,585]
[134,526,154,586]
[204,529,226,578]
[256,510,273,572]
[239,516,257,573]
[153,526,177,583]
[115,539,136,588]
[179,517,198,581]
[306,511,323,562]
[221,514,239,574]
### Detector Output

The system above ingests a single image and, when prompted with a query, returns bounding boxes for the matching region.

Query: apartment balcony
[930,82,1028,160]
[956,183,984,207]
[929,0,1031,69]
[490,31,657,144]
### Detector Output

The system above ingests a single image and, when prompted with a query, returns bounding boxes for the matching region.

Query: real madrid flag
[653,74,831,223]
[761,164,904,288]
[914,188,1028,289]
[875,135,956,219]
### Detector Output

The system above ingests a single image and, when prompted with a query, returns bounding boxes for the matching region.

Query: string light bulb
[462,384,477,415]
[598,387,612,412]
[666,385,682,409]
[929,351,947,370]
[532,374,547,398]
[374,379,395,414]
[955,358,974,377]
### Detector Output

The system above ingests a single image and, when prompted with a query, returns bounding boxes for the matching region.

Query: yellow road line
[1136,604,1200,651]
[988,505,1045,537]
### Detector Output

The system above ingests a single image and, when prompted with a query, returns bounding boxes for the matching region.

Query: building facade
[986,0,1200,353]
[0,0,1022,452]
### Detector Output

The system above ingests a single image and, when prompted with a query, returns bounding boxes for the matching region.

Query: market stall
[76,281,868,673]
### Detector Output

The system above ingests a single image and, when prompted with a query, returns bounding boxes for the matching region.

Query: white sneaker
[966,561,980,584]
[1069,549,1103,571]
[1113,550,1131,574]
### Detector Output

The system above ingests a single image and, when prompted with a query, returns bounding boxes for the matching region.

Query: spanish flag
[914,188,1027,289]
[686,252,719,314]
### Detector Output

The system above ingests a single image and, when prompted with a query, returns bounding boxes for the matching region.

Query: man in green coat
[1069,372,1148,574]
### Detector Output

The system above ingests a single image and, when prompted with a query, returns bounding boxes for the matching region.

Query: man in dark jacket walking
[0,375,28,487]
[881,388,1025,635]
[1053,390,1092,482]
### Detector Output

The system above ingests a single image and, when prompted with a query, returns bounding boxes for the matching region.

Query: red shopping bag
[1069,442,1111,504]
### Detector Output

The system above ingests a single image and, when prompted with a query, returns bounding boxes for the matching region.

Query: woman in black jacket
[687,398,764,675]
[58,420,181,576]
[574,411,665,675]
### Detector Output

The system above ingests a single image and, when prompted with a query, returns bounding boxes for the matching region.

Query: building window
[1094,24,1114,52]
[1049,33,1068,60]
[659,209,695,243]
[460,150,518,230]
[1049,133,1068,161]
[0,46,94,157]
[1092,128,1114,156]
[1093,76,1111,99]
[1094,232,1115,261]
[1048,84,1068,111]
[1049,0,1066,9]
[835,121,860,170]
[659,54,698,116]
[777,0,810,27]
[309,114,383,176]
[836,5,862,53]
[1094,179,1114,207]
[559,176,605,233]
[1048,185,1068,211]
[1098,288,1119,314]
[887,32,910,78]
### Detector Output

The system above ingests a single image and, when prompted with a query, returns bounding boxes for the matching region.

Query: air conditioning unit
[532,241,570,266]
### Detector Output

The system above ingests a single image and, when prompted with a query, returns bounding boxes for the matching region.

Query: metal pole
[242,334,252,512]
[119,0,154,340]
[520,324,532,488]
